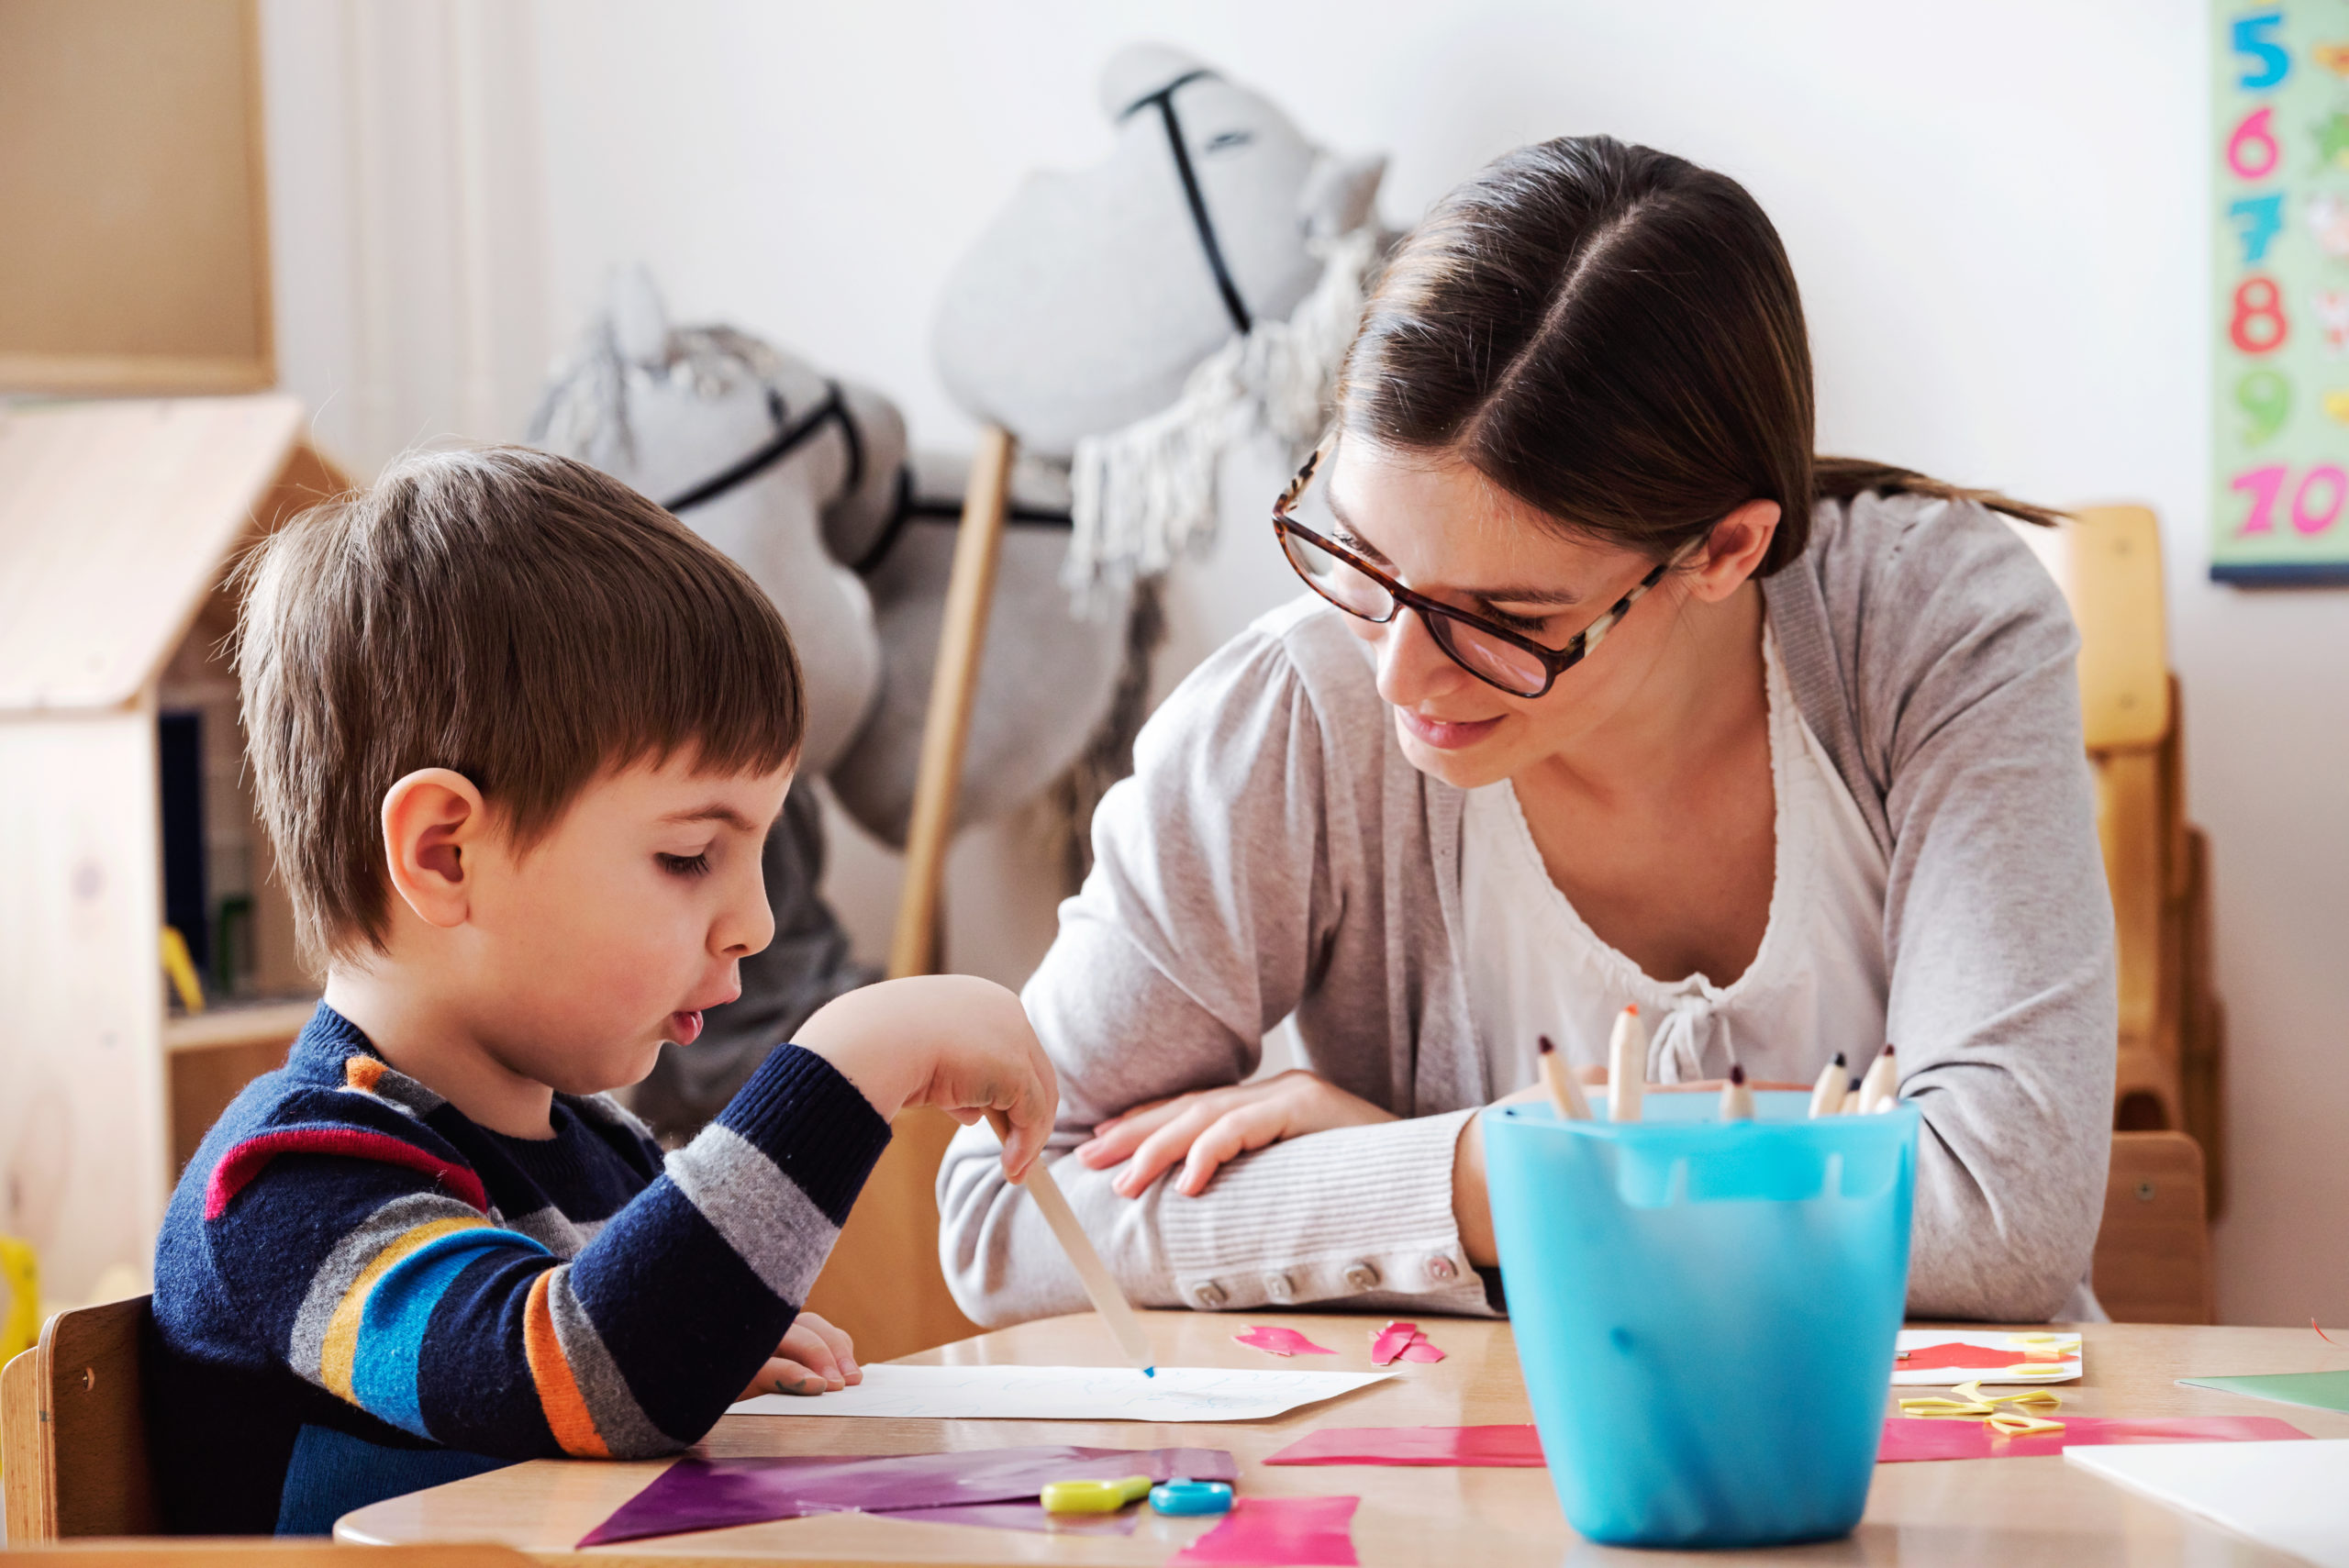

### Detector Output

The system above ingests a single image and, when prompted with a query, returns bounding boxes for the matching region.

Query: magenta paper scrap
[1264,1425,1543,1468]
[1234,1325,1338,1357]
[1172,1495,1362,1567]
[1877,1414,2306,1462]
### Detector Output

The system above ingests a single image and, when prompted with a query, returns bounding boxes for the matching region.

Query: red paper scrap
[1264,1425,1543,1468]
[1369,1321,1442,1366]
[1233,1325,1337,1358]
[1878,1414,2306,1462]
[1898,1340,2072,1371]
[1172,1496,1361,1566]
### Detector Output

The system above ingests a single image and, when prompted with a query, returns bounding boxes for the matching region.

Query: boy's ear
[382,768,487,929]
[1684,499,1781,603]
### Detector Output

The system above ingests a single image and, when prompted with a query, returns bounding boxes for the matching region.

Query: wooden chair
[2092,1131,2215,1324]
[4,1296,157,1542]
[798,428,1018,1362]
[2021,506,2225,1320]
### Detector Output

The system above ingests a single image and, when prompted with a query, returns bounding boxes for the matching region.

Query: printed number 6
[2228,106,2282,180]
[2231,275,2288,353]
[2232,11,2291,91]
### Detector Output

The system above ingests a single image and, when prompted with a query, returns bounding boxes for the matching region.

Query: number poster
[2215,5,2349,582]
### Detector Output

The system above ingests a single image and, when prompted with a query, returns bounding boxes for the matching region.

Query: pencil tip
[1848,1075,1864,1092]
[1144,1367,1156,1378]
[1831,1051,1846,1066]
[1729,1063,1746,1084]
[1538,1035,1556,1055]
[1625,1004,1640,1017]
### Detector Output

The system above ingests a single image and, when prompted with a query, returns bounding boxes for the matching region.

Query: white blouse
[1462,628,1890,1096]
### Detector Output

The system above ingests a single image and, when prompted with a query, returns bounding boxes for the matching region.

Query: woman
[940,136,2115,1324]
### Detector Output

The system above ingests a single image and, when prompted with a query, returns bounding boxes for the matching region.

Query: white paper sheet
[1893,1329,2083,1385]
[2066,1440,2349,1567]
[729,1363,1392,1422]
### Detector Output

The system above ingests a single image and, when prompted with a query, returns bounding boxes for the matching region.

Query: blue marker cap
[1150,1479,1234,1517]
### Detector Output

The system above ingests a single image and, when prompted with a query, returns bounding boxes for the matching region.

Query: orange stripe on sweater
[523,1270,609,1458]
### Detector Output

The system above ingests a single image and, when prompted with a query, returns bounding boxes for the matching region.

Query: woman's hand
[734,1310,861,1400]
[1073,1070,1397,1197]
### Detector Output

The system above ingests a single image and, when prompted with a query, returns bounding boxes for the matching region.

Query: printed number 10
[2232,463,2349,535]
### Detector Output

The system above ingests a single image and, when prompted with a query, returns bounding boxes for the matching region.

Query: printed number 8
[2231,276,2288,353]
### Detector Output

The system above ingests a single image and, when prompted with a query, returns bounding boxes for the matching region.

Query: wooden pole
[886,425,1014,980]
[803,428,1013,1362]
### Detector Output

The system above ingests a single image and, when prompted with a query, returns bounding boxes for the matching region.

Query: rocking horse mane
[528,317,792,478]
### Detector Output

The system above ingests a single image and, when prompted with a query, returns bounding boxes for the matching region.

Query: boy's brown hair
[237,445,803,962]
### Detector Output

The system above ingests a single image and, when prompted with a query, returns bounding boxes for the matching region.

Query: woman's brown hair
[1339,136,2057,574]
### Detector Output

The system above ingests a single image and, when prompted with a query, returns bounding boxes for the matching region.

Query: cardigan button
[1342,1261,1381,1292]
[1264,1272,1295,1301]
[1427,1255,1458,1282]
[1194,1281,1229,1308]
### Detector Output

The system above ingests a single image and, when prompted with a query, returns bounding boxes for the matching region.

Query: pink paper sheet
[1234,1325,1337,1357]
[1877,1414,2307,1462]
[1172,1496,1362,1566]
[1368,1321,1443,1366]
[1264,1425,1544,1468]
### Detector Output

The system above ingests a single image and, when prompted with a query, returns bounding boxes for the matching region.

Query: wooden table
[337,1312,2349,1564]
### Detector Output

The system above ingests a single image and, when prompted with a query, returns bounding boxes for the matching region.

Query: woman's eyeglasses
[1271,446,1674,700]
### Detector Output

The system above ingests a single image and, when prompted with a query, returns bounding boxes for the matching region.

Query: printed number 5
[2232,11,2291,90]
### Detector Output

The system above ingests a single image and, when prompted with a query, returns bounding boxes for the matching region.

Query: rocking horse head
[932,42,1387,462]
[529,269,903,777]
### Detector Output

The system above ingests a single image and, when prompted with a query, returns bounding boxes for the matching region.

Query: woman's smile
[1397,708,1505,750]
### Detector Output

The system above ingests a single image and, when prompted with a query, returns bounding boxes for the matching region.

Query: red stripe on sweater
[204,1127,489,1219]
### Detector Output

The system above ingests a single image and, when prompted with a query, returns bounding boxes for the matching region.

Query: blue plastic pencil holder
[1485,1091,1918,1550]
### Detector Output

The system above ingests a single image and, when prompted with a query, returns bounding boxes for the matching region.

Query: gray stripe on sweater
[662,1125,835,1307]
[544,1262,673,1456]
[504,1206,607,1260]
[285,1190,484,1389]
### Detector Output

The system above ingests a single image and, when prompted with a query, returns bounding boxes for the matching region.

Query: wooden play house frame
[0,396,347,1309]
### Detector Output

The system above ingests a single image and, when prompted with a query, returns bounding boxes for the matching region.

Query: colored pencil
[1537,1035,1591,1121]
[1808,1052,1847,1118]
[1607,1005,1646,1122]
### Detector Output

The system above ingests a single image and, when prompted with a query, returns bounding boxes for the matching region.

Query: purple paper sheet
[580,1443,1238,1546]
[893,1501,1141,1536]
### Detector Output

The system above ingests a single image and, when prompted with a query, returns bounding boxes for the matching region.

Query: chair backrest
[2092,1131,2214,1323]
[2,1295,158,1542]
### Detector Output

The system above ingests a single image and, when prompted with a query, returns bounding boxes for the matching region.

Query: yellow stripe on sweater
[319,1216,487,1401]
[523,1270,609,1457]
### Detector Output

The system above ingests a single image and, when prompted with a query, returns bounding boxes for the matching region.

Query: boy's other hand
[736,1310,860,1400]
[796,975,1058,1184]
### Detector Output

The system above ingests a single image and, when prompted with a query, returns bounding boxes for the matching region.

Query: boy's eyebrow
[661,803,762,831]
[1328,495,1586,608]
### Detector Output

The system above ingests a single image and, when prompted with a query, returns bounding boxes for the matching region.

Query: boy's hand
[796,975,1058,1183]
[736,1310,860,1400]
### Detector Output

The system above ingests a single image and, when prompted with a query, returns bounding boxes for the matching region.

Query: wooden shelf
[162,996,317,1054]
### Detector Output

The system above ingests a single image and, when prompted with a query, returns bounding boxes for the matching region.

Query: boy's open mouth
[667,1009,704,1046]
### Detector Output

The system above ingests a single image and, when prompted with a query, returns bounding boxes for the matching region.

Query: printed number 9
[2228,106,2282,180]
[2238,370,2291,443]
[2231,276,2288,353]
[2232,12,2291,90]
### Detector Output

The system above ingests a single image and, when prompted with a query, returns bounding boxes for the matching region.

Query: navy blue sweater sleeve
[192,1040,888,1462]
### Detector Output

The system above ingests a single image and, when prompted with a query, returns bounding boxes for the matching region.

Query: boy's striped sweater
[150,1005,889,1535]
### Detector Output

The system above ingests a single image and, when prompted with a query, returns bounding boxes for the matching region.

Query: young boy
[150,447,1057,1535]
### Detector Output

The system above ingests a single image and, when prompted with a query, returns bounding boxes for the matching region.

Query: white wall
[263,0,2349,1327]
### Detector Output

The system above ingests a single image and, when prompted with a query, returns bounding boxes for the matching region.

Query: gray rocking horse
[529,271,1130,1136]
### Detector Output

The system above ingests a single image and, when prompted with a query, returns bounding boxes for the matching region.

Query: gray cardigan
[939,492,2118,1325]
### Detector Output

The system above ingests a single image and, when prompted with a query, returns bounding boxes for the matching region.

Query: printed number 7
[2232,11,2291,91]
